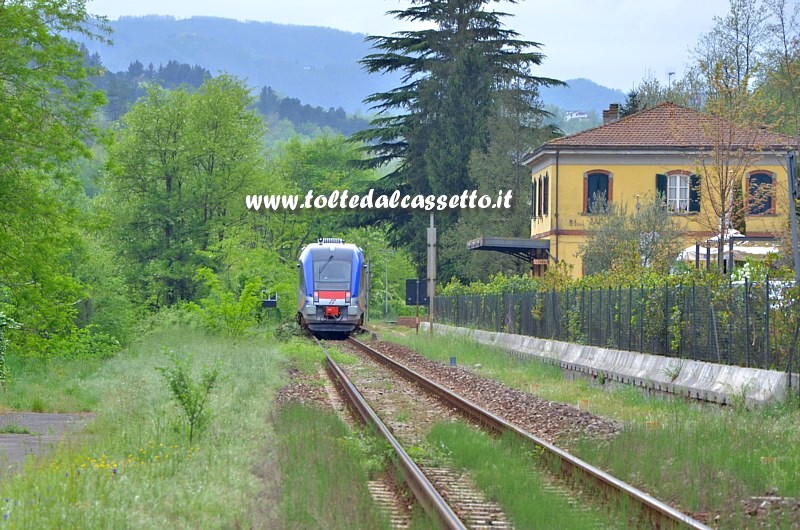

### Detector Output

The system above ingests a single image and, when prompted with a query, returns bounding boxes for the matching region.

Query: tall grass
[575,407,800,526]
[0,327,284,528]
[0,355,102,412]
[275,405,391,529]
[428,421,611,529]
[385,329,800,524]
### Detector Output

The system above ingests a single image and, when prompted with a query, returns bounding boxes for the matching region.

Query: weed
[0,424,33,435]
[724,381,753,411]
[30,396,45,413]
[663,360,684,382]
[156,351,220,443]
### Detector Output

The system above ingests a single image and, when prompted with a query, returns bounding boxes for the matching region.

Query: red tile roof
[540,102,798,151]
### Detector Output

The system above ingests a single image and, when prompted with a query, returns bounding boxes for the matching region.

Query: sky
[86,0,732,92]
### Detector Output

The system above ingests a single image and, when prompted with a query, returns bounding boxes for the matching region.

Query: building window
[656,172,700,213]
[748,172,774,215]
[584,171,610,213]
[538,177,543,217]
[667,174,689,211]
[543,174,549,215]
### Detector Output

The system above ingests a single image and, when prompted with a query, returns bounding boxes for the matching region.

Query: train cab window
[314,259,352,290]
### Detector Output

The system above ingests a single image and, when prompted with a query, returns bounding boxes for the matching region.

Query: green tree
[104,76,266,307]
[578,194,686,276]
[354,0,561,270]
[439,88,557,281]
[0,0,108,352]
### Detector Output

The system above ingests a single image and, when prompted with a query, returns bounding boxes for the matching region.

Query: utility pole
[427,213,437,334]
[380,249,395,320]
[385,254,389,318]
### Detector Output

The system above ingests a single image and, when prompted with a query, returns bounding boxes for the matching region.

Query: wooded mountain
[76,16,625,116]
[539,78,626,114]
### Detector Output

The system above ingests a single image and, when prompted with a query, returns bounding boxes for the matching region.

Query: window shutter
[543,175,549,215]
[656,174,667,200]
[689,174,700,212]
[531,181,535,218]
[586,173,609,213]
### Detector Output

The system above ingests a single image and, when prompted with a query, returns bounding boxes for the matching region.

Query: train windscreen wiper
[318,255,334,277]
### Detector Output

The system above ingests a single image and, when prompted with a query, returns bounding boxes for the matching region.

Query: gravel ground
[358,338,621,444]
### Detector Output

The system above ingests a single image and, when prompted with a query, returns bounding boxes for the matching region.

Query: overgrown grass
[576,408,800,526]
[0,327,283,528]
[383,328,800,525]
[428,421,612,529]
[275,405,391,529]
[0,355,103,413]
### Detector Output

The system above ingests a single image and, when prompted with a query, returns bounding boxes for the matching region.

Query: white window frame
[667,174,689,212]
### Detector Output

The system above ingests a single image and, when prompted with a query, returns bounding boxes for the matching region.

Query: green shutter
[656,174,667,198]
[656,174,667,208]
[689,174,700,212]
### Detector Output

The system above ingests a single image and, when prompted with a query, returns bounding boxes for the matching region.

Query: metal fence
[436,281,800,372]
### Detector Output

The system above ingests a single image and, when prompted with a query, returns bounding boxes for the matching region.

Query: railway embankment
[420,322,796,406]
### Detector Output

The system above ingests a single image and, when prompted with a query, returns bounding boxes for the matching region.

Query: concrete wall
[420,322,795,406]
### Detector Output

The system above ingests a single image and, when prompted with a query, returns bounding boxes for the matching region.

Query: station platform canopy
[466,236,553,263]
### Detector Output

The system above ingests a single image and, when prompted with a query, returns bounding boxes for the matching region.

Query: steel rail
[320,341,467,530]
[348,336,712,530]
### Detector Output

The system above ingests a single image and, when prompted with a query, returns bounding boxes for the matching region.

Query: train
[297,238,367,336]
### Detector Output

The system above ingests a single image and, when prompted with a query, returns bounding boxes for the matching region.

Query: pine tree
[353,0,562,269]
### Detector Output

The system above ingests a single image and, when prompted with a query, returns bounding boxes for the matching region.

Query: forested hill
[76,15,401,113]
[540,78,626,114]
[76,16,624,118]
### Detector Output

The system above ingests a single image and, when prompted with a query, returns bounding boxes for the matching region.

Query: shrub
[191,268,262,338]
[157,351,220,443]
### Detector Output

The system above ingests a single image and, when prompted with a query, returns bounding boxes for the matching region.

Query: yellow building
[523,102,798,277]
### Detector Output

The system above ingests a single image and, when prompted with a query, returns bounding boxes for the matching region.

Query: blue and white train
[297,238,367,335]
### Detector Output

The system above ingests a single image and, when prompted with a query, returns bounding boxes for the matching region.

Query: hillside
[540,78,626,115]
[77,16,625,118]
[77,15,401,113]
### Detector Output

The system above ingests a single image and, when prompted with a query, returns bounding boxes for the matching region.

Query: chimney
[602,103,620,125]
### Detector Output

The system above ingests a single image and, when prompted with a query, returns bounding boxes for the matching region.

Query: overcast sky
[86,0,732,92]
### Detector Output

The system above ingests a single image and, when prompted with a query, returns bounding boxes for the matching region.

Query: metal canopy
[466,236,553,262]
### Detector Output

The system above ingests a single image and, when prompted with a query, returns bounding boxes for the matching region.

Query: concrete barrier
[420,322,793,406]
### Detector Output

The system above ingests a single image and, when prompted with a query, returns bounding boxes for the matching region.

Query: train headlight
[345,291,351,303]
[313,291,319,303]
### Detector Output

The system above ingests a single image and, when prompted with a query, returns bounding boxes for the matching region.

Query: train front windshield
[314,259,352,290]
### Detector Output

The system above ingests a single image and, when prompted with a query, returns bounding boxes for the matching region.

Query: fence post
[589,288,594,345]
[692,281,697,359]
[745,278,750,367]
[678,282,684,358]
[628,286,633,350]
[765,274,770,368]
[664,281,670,356]
[639,285,645,352]
[615,286,623,350]
[728,279,733,364]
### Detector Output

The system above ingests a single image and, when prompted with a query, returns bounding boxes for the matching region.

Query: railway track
[339,336,713,530]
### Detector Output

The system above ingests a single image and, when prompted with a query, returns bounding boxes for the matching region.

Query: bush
[191,268,262,338]
[157,351,220,443]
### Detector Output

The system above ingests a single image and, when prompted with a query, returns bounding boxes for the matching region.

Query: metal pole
[787,151,800,284]
[416,279,420,334]
[427,213,437,334]
[385,255,389,319]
